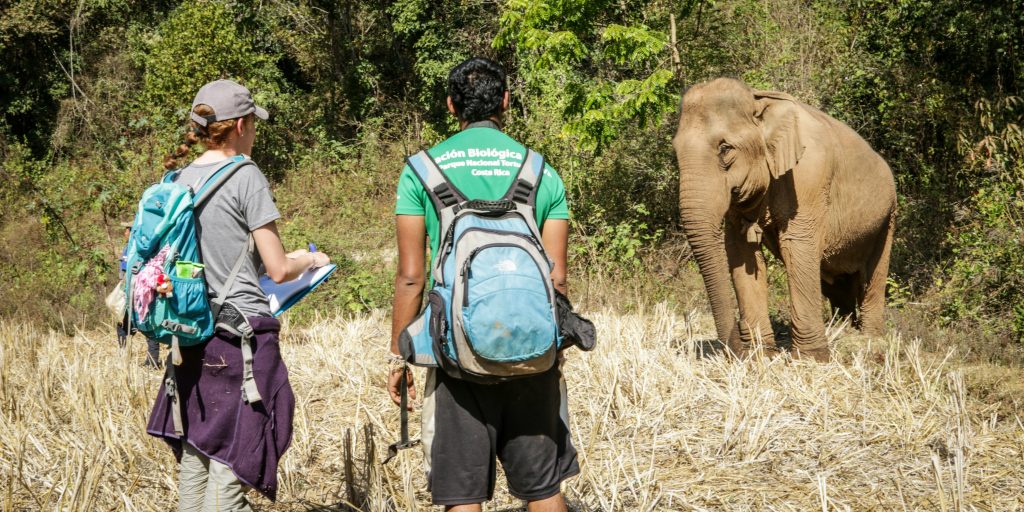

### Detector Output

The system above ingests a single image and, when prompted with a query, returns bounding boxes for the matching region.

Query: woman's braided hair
[162,104,251,170]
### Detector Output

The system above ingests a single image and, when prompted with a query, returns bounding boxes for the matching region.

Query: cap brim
[254,106,269,120]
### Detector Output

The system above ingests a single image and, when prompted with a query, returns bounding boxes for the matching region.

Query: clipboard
[260,263,337,316]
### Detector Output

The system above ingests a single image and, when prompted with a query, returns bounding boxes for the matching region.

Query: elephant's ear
[753,90,805,179]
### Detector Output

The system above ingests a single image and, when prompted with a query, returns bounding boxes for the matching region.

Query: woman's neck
[193,147,243,165]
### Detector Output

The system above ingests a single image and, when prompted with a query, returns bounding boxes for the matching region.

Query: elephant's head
[672,78,805,348]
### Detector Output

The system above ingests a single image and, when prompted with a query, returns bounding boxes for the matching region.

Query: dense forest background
[1,0,1021,358]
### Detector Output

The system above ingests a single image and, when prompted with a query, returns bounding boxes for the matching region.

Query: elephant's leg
[858,214,894,336]
[821,273,858,326]
[780,230,829,361]
[725,220,775,353]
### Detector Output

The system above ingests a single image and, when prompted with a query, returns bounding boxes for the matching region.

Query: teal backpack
[398,149,561,383]
[123,155,254,365]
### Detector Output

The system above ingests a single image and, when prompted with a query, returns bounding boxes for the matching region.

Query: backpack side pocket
[400,289,456,368]
[151,275,214,345]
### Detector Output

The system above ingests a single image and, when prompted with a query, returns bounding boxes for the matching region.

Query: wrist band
[387,352,406,373]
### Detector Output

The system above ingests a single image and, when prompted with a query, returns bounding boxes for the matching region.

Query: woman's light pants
[178,443,252,512]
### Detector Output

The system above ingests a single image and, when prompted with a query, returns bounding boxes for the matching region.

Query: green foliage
[497,0,678,152]
[570,204,663,274]
[938,97,1024,340]
[388,0,503,133]
[137,1,287,133]
[886,276,913,310]
[339,268,392,313]
[1,0,1023,351]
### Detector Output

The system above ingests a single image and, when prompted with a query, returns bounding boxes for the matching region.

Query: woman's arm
[252,221,330,283]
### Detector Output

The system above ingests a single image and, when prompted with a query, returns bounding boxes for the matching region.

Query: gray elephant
[673,78,896,362]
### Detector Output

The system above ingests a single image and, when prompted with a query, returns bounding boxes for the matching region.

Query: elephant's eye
[718,142,735,166]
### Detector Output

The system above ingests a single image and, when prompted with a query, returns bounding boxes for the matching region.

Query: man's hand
[387,365,416,411]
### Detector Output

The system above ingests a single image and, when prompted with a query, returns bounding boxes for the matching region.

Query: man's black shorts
[427,366,580,505]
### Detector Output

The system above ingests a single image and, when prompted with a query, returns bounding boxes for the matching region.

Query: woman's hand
[286,249,330,268]
[254,223,331,283]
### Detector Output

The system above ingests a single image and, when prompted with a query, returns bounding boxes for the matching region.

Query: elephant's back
[808,103,896,274]
[807,103,894,183]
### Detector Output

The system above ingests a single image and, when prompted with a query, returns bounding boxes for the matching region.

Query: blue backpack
[123,156,263,432]
[399,149,560,383]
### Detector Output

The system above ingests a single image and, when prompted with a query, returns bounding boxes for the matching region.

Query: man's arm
[541,219,569,296]
[388,215,427,408]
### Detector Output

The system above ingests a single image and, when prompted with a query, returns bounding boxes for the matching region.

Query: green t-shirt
[394,125,570,267]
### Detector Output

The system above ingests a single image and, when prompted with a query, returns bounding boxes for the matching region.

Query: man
[389,57,578,511]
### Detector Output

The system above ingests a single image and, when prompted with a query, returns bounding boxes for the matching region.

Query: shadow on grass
[670,336,727,359]
[670,316,794,360]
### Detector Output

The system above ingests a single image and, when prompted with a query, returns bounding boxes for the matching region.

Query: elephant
[672,78,896,362]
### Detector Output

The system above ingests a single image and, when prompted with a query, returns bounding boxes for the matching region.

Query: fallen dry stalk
[0,306,1021,511]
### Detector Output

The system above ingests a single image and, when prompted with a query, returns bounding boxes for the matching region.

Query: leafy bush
[570,204,663,275]
[137,1,283,127]
[937,97,1024,341]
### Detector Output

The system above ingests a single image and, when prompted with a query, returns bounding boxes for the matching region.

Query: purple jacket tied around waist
[147,316,294,501]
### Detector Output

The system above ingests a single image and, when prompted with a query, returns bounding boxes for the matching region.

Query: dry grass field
[1,304,1023,511]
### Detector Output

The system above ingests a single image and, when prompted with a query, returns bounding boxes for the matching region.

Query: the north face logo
[494,259,518,272]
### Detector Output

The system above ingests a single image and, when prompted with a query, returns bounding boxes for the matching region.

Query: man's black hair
[447,57,507,123]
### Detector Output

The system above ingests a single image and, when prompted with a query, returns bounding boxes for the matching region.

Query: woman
[146,79,330,511]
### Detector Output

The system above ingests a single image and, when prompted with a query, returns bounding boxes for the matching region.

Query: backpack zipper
[438,211,539,271]
[460,242,552,308]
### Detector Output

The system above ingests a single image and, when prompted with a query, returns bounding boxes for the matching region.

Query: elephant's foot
[857,321,886,338]
[857,308,886,337]
[726,338,750,359]
[757,344,785,359]
[728,339,784,361]
[791,346,830,363]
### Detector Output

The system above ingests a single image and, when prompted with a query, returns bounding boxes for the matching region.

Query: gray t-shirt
[173,159,281,318]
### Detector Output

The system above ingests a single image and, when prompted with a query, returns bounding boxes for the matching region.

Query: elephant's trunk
[678,174,740,350]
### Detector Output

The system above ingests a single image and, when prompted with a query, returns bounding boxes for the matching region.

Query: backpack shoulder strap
[406,150,466,216]
[209,232,253,319]
[161,170,179,184]
[192,155,253,208]
[502,149,545,207]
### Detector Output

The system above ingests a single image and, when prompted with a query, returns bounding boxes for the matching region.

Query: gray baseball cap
[190,79,269,126]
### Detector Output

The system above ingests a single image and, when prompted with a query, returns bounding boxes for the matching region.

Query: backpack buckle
[160,319,197,335]
[511,179,535,203]
[433,183,460,208]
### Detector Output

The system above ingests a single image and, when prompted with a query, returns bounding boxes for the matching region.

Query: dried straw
[0,305,1021,511]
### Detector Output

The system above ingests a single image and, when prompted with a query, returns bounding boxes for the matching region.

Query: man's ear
[447,96,457,117]
[501,90,510,113]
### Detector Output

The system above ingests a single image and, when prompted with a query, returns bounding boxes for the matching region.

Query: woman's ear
[236,117,246,137]
[753,90,804,179]
[501,90,510,113]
